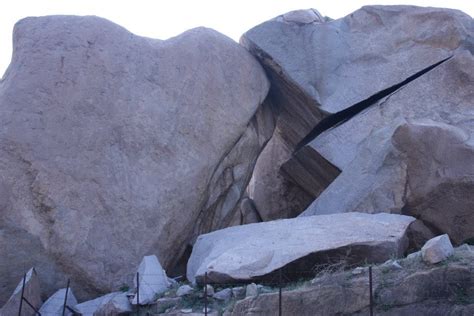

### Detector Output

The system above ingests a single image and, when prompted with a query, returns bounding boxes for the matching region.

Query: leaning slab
[39,288,78,316]
[0,268,42,316]
[187,213,415,283]
[132,255,171,305]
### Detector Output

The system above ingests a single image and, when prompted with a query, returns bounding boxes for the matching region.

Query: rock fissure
[294,55,453,152]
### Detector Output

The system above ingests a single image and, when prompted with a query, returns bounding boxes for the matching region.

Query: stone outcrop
[0,268,42,316]
[0,15,271,302]
[230,245,474,315]
[241,6,474,224]
[39,288,78,316]
[187,213,415,284]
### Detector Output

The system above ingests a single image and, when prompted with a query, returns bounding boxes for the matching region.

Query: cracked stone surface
[241,5,473,220]
[0,15,271,303]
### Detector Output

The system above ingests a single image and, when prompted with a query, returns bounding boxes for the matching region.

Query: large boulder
[0,15,271,303]
[0,268,42,316]
[187,212,415,284]
[241,6,473,220]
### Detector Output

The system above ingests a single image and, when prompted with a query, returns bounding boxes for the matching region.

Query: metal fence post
[136,272,140,316]
[18,273,26,316]
[204,272,208,316]
[369,266,374,316]
[279,269,282,316]
[62,279,70,316]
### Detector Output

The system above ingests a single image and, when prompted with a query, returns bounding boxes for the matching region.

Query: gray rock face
[241,5,474,220]
[0,15,270,302]
[39,288,78,316]
[187,213,415,284]
[421,234,454,264]
[0,268,42,316]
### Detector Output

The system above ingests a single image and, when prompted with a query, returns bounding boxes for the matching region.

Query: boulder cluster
[0,4,472,315]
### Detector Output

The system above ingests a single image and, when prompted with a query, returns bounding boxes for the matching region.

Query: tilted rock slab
[241,6,473,219]
[0,268,42,316]
[0,15,271,302]
[187,213,415,283]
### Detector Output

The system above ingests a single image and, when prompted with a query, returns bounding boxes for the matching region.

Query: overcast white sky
[1,0,473,76]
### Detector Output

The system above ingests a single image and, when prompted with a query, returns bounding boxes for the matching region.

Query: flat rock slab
[187,213,415,283]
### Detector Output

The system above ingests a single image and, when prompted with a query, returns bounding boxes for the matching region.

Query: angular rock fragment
[0,268,42,316]
[187,213,415,283]
[39,288,78,316]
[132,255,171,305]
[421,234,454,264]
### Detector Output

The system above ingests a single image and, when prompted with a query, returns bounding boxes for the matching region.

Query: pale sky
[1,0,473,76]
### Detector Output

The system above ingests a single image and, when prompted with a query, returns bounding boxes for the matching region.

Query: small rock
[213,288,232,301]
[351,267,367,275]
[132,255,171,305]
[421,234,454,264]
[180,308,193,314]
[74,292,132,315]
[39,288,78,316]
[203,307,212,313]
[176,285,194,297]
[391,261,403,270]
[407,251,422,261]
[232,286,244,297]
[245,283,258,297]
[204,284,214,296]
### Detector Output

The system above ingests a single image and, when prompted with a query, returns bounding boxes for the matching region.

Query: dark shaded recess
[294,55,453,153]
[245,42,327,147]
[168,244,193,279]
[198,242,401,285]
[281,146,340,198]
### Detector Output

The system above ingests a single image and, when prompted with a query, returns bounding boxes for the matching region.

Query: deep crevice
[294,55,453,153]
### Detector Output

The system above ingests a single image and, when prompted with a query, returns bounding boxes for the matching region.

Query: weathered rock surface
[132,255,171,305]
[74,292,132,316]
[421,234,454,264]
[39,288,78,316]
[0,15,271,302]
[241,5,474,221]
[0,268,42,316]
[187,213,415,283]
[230,245,474,315]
